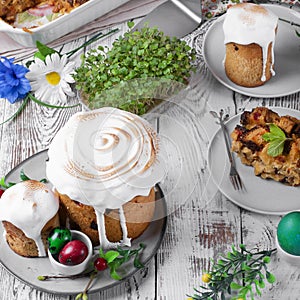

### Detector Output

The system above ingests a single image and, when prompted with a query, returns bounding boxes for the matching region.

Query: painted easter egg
[277,212,300,256]
[58,240,88,265]
[48,227,72,255]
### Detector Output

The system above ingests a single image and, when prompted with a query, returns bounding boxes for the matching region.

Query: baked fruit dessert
[0,180,60,257]
[223,3,278,87]
[231,107,300,186]
[0,0,89,25]
[46,107,164,248]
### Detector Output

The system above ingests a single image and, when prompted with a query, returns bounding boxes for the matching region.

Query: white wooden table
[0,14,300,300]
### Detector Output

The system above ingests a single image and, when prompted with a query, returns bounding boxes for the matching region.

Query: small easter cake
[223,3,278,87]
[46,107,165,248]
[0,180,60,257]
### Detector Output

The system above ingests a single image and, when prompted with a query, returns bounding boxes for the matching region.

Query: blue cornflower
[0,56,31,104]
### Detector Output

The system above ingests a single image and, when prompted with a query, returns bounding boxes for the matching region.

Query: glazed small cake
[46,107,165,248]
[0,180,60,257]
[223,3,278,87]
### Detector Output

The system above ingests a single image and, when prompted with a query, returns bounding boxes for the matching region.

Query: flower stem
[28,93,80,109]
[66,28,120,59]
[75,271,98,300]
[83,272,97,293]
[279,17,300,28]
[37,270,94,281]
[0,95,29,125]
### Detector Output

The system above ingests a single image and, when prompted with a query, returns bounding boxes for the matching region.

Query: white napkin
[0,0,167,60]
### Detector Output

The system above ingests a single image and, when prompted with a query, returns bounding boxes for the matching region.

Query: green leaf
[133,256,144,269]
[266,272,276,284]
[104,250,120,264]
[262,124,287,157]
[20,170,31,181]
[263,256,271,264]
[0,177,9,189]
[110,267,122,280]
[127,21,135,29]
[35,41,57,61]
[258,279,265,288]
[230,282,243,290]
[267,139,285,157]
[263,123,285,140]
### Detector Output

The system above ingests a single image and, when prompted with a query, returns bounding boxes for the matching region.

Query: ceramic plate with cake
[208,107,300,215]
[203,4,300,98]
[0,108,167,294]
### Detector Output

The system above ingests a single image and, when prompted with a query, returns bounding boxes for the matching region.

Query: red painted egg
[58,240,88,265]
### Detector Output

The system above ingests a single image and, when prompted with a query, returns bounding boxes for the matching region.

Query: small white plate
[0,150,167,295]
[208,107,300,215]
[203,4,300,98]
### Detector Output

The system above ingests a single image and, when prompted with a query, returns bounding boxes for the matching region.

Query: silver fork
[210,110,244,191]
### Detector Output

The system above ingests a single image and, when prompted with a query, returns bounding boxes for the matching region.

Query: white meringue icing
[46,107,165,248]
[0,180,59,257]
[223,3,278,81]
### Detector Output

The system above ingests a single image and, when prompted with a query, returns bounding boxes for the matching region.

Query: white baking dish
[0,0,130,47]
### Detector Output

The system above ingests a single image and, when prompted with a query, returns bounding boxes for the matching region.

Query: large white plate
[0,150,167,295]
[203,4,300,98]
[208,107,300,215]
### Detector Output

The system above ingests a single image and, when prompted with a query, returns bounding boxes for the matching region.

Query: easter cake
[223,3,278,87]
[46,107,165,248]
[231,107,300,186]
[0,180,60,257]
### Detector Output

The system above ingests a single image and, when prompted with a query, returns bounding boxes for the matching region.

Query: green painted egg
[277,212,300,256]
[48,227,72,255]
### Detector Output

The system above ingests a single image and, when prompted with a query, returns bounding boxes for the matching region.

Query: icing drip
[0,180,59,256]
[46,107,165,248]
[94,208,131,249]
[35,236,46,257]
[223,3,278,82]
[118,206,131,246]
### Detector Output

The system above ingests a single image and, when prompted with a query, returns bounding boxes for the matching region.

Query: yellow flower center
[46,72,61,85]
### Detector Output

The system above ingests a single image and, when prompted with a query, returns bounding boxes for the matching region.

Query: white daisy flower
[27,52,75,104]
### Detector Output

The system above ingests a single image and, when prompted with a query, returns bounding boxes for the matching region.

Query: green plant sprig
[38,244,145,300]
[262,123,291,157]
[75,243,146,299]
[73,22,196,115]
[0,169,47,190]
[188,244,277,300]
[100,243,146,280]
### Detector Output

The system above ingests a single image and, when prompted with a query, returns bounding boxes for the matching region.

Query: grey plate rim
[207,107,300,215]
[203,4,300,98]
[0,149,167,296]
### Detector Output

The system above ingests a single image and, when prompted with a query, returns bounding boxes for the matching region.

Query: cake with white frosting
[0,180,60,257]
[46,107,165,248]
[223,3,278,87]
